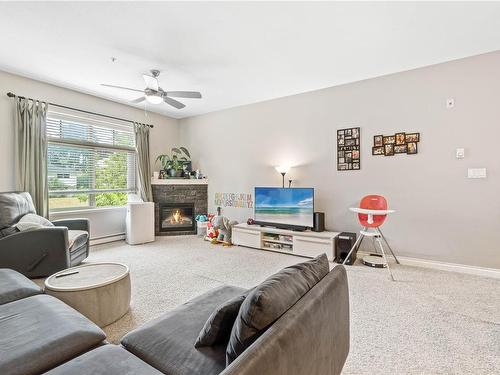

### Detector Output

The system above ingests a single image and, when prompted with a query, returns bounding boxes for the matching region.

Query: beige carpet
[88,236,500,374]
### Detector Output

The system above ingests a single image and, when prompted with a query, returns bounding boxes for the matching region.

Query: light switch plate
[446,98,455,108]
[467,168,487,179]
[456,148,465,159]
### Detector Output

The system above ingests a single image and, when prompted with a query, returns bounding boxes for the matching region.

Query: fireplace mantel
[151,178,208,185]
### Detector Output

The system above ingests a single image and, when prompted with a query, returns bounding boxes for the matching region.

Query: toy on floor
[205,214,220,242]
[195,215,208,222]
[206,207,238,246]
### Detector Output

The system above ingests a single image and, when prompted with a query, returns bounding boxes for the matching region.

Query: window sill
[49,206,127,216]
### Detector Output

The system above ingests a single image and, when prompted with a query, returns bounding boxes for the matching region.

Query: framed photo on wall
[405,133,420,142]
[337,127,360,171]
[395,132,406,145]
[372,131,421,156]
[384,144,394,156]
[394,144,407,154]
[407,142,418,154]
[383,135,395,145]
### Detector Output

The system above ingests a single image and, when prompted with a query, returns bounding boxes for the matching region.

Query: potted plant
[156,147,191,178]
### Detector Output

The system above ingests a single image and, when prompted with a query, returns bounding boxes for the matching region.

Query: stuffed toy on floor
[206,208,238,246]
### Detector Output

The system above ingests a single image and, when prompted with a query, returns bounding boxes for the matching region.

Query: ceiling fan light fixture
[146,94,163,104]
[102,69,200,109]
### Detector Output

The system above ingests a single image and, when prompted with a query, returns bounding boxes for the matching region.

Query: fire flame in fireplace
[172,209,182,224]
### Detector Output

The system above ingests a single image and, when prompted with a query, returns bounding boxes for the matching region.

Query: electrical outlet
[456,148,465,159]
[446,98,455,108]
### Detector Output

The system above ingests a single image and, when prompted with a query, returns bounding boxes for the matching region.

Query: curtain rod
[6,92,154,128]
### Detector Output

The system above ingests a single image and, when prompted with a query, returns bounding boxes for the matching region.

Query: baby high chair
[342,195,399,281]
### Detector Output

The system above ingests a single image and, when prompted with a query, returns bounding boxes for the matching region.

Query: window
[47,108,136,211]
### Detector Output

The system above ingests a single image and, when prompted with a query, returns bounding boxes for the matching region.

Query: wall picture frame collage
[337,127,360,170]
[373,132,420,156]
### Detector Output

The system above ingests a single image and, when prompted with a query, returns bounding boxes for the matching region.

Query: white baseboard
[356,251,500,279]
[90,233,125,246]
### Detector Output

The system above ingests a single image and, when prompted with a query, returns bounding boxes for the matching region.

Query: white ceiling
[1,2,500,119]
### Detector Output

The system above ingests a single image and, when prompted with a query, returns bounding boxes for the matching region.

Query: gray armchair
[0,192,90,278]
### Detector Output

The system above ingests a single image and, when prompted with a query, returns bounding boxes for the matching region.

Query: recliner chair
[0,192,90,278]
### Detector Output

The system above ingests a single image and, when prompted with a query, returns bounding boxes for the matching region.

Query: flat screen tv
[254,187,314,230]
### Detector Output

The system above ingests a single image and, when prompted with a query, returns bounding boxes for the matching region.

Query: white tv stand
[232,223,340,261]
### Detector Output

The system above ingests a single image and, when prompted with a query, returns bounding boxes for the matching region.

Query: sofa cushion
[44,345,163,375]
[0,294,106,375]
[68,230,89,250]
[0,268,42,305]
[0,192,36,230]
[122,285,246,375]
[195,289,250,348]
[226,254,329,365]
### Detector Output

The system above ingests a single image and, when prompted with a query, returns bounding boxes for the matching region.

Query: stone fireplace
[159,203,195,233]
[152,180,208,236]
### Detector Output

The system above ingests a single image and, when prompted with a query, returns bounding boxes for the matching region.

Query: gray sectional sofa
[0,262,349,375]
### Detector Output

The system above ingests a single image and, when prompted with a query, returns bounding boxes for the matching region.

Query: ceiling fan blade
[163,96,186,109]
[165,91,202,99]
[101,84,144,93]
[130,97,146,104]
[143,75,159,91]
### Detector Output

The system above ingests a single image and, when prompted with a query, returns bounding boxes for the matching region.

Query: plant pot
[174,169,184,177]
[167,168,177,178]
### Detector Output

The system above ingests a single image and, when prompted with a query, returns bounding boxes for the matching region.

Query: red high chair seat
[358,195,388,228]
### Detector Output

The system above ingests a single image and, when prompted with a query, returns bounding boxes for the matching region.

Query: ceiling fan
[101,70,202,109]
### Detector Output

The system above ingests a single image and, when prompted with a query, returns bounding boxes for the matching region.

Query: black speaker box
[335,232,357,265]
[312,212,325,232]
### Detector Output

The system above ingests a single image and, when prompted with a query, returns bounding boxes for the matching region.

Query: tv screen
[254,187,314,228]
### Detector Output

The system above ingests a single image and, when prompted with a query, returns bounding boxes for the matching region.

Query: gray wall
[179,51,500,269]
[0,70,178,239]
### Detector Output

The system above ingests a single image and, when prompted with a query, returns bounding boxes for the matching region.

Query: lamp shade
[146,94,163,104]
[275,165,290,174]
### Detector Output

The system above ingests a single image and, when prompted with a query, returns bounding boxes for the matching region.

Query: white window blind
[47,108,136,211]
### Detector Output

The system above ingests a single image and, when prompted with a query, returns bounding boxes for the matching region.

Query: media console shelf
[232,223,340,261]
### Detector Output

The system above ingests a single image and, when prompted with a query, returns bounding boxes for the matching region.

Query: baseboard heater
[89,233,126,246]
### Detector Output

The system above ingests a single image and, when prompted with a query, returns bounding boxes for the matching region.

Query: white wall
[0,70,178,239]
[179,51,500,269]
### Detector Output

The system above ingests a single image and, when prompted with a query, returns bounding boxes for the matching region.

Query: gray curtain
[14,97,49,217]
[134,123,153,202]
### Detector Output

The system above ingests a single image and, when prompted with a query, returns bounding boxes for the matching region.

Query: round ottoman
[45,263,131,327]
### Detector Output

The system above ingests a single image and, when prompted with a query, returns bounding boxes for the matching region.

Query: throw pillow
[195,289,251,348]
[15,213,54,231]
[226,253,329,365]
